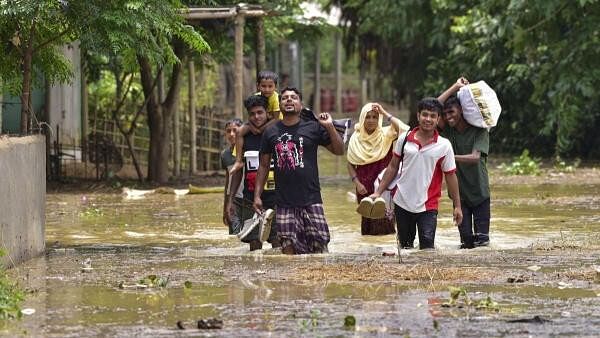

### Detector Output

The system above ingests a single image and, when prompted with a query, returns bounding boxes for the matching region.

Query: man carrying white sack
[438,77,492,249]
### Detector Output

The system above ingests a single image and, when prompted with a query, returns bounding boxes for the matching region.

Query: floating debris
[344,315,356,328]
[81,258,93,273]
[122,187,155,199]
[507,315,551,323]
[557,281,572,289]
[21,308,36,315]
[507,275,528,283]
[197,318,223,329]
[188,184,223,194]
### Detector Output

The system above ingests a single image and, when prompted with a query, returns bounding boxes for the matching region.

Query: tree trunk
[255,17,265,76]
[147,103,171,183]
[188,60,197,174]
[20,49,33,134]
[138,41,185,184]
[124,133,144,181]
[313,41,321,114]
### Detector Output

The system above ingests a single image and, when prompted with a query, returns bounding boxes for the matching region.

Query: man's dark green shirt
[442,125,490,207]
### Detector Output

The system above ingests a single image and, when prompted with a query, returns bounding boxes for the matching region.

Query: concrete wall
[0,135,45,267]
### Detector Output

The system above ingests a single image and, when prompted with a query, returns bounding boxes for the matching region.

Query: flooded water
[5,175,600,337]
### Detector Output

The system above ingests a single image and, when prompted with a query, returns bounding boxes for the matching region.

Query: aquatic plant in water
[298,309,320,333]
[498,149,541,175]
[79,205,104,217]
[442,286,499,312]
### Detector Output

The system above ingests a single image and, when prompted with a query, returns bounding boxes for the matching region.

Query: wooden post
[188,60,197,174]
[81,58,88,161]
[335,32,343,115]
[0,89,3,133]
[274,45,280,76]
[207,108,214,171]
[334,32,343,175]
[298,42,304,95]
[360,57,367,108]
[173,71,181,177]
[313,41,321,114]
[234,12,245,119]
[256,16,266,75]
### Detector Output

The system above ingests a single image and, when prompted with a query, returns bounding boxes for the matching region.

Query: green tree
[0,0,74,133]
[1,0,209,183]
[334,0,600,158]
[77,0,210,183]
[425,0,600,157]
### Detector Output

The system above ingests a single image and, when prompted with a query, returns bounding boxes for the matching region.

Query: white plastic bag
[457,80,502,129]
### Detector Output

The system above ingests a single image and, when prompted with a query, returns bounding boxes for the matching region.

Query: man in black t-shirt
[254,87,345,254]
[226,95,279,251]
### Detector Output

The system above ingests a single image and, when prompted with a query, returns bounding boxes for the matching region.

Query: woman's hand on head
[371,103,383,115]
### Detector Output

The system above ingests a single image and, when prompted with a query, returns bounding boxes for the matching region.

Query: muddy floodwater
[5,168,600,337]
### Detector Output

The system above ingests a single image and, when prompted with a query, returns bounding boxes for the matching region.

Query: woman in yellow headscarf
[347,102,409,235]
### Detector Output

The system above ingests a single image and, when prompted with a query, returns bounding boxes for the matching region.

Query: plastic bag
[457,81,501,129]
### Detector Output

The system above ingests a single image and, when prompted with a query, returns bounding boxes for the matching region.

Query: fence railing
[50,106,232,181]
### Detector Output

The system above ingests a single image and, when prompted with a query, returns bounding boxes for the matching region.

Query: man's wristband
[351,176,357,182]
[386,115,393,122]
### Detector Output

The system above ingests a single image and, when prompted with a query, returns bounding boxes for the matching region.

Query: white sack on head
[457,80,502,129]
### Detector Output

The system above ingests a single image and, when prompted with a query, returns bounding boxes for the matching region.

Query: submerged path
[6,168,600,337]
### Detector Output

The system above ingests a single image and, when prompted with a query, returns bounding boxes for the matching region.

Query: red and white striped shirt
[392,128,456,213]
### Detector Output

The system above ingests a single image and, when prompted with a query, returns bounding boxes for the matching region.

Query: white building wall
[48,42,82,148]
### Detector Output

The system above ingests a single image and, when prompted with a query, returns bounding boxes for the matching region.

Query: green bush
[0,252,24,320]
[499,149,541,175]
[553,156,580,173]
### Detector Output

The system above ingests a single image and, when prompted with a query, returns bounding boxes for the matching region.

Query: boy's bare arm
[437,77,469,104]
[222,169,231,225]
[455,149,481,164]
[253,153,272,213]
[370,156,401,198]
[319,113,344,155]
[256,118,278,133]
[231,129,246,174]
[224,169,243,224]
[444,172,463,225]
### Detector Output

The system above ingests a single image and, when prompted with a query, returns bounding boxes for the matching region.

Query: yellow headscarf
[347,103,401,165]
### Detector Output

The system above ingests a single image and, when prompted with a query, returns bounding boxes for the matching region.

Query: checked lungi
[276,204,330,254]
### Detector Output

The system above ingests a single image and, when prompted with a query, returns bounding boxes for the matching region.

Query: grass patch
[288,261,499,283]
[531,232,600,251]
[0,252,24,320]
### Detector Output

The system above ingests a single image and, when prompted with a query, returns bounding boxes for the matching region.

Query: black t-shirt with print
[260,119,331,207]
[242,132,276,206]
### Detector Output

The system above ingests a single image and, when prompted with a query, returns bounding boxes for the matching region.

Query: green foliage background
[336,0,600,158]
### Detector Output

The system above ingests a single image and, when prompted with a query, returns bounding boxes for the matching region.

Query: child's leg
[416,210,438,249]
